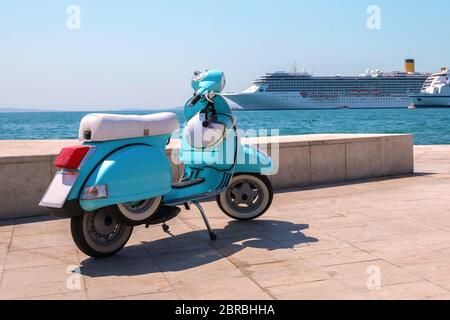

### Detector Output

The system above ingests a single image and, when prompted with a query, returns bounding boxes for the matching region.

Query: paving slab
[9,232,74,252]
[240,259,330,289]
[298,247,378,267]
[4,246,79,270]
[266,280,366,300]
[323,260,420,291]
[0,264,86,300]
[80,256,172,300]
[172,276,273,300]
[152,248,244,286]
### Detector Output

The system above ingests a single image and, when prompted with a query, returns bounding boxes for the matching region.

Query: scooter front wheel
[71,207,133,259]
[217,174,273,221]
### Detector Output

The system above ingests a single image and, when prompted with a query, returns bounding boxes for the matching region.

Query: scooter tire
[71,207,133,259]
[217,174,274,221]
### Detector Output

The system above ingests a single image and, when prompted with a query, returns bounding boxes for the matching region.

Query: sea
[1,108,450,145]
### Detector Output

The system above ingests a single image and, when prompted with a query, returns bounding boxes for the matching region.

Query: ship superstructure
[410,68,450,108]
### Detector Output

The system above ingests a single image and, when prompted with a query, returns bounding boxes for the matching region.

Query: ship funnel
[405,59,415,73]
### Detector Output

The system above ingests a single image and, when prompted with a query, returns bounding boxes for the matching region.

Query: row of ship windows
[269,92,406,95]
[263,83,424,86]
[266,83,421,86]
[255,79,431,83]
[268,87,422,92]
[266,85,421,88]
[266,90,414,94]
[264,86,422,89]
[272,98,407,102]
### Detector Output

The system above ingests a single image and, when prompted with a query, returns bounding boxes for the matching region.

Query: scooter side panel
[235,144,274,175]
[80,145,171,212]
[66,136,169,202]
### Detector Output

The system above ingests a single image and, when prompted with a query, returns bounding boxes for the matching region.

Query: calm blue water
[1,109,450,144]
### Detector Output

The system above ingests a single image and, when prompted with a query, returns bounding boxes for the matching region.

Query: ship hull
[224,92,411,110]
[410,95,450,108]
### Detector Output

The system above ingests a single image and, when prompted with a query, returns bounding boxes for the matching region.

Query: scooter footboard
[80,145,172,212]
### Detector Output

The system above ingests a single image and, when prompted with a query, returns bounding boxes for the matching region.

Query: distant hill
[0,106,183,113]
[0,108,50,113]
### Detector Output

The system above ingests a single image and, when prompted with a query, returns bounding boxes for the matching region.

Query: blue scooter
[40,70,274,258]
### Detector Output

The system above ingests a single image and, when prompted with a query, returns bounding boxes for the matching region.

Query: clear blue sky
[1,0,449,110]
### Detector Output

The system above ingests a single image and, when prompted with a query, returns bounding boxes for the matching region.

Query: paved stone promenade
[1,146,450,300]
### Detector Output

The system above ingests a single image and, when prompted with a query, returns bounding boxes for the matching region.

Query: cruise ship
[224,60,429,110]
[410,68,450,108]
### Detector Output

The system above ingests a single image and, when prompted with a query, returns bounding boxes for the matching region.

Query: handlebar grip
[189,94,203,108]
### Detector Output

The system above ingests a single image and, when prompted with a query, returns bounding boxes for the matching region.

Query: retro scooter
[39,70,274,258]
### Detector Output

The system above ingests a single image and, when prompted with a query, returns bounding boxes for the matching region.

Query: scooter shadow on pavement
[78,220,319,278]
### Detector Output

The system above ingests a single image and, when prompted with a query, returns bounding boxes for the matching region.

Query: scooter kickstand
[191,201,217,241]
[162,222,170,233]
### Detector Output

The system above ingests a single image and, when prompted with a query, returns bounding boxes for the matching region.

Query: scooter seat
[79,112,179,142]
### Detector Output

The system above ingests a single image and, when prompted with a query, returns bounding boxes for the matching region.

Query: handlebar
[188,93,203,108]
[188,87,213,108]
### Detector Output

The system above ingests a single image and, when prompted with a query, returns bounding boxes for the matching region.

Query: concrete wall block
[346,141,383,181]
[165,149,183,183]
[311,144,346,185]
[0,161,53,220]
[271,146,311,189]
[381,136,414,176]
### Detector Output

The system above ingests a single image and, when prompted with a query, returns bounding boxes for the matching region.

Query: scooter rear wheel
[117,196,163,226]
[217,174,273,221]
[71,206,133,259]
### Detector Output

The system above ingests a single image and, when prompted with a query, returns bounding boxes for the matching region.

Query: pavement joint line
[115,288,175,300]
[12,290,89,301]
[108,289,177,300]
[418,278,450,294]
[263,278,331,290]
[2,244,76,254]
[2,261,83,273]
[0,222,15,288]
[74,247,88,298]
[308,258,383,269]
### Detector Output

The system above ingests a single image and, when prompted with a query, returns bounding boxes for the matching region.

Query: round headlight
[221,74,226,92]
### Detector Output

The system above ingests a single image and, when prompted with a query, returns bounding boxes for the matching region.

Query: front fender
[235,144,274,176]
[80,145,171,212]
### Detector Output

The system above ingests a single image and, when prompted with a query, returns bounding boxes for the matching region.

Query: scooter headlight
[221,74,226,92]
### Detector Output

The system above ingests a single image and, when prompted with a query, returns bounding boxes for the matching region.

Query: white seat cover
[79,112,179,142]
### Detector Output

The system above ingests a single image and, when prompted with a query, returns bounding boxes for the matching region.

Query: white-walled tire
[217,174,273,221]
[117,197,163,226]
[71,207,133,259]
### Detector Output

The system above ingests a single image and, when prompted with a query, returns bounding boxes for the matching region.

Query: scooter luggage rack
[190,201,217,241]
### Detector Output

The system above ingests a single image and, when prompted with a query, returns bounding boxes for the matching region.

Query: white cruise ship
[224,60,429,110]
[410,68,450,108]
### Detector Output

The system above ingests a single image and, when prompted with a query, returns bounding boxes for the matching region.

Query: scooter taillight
[54,146,92,170]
